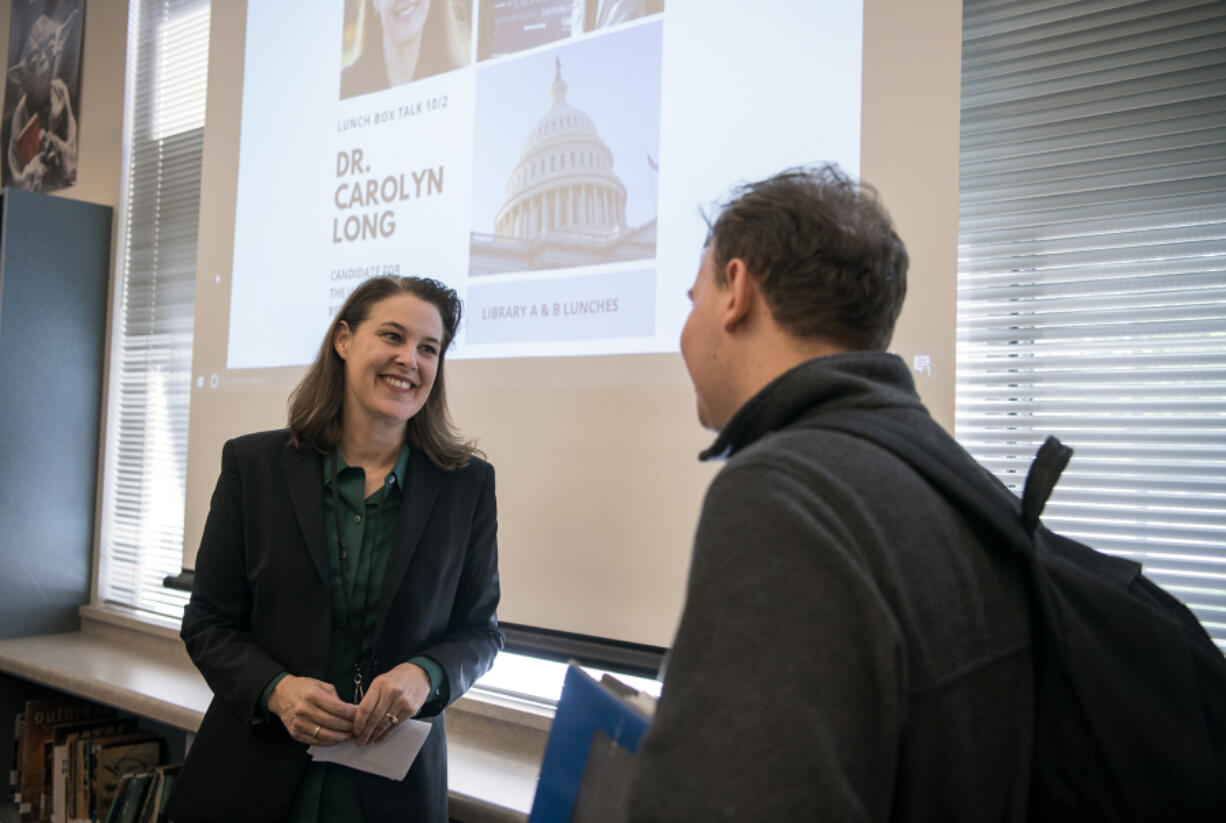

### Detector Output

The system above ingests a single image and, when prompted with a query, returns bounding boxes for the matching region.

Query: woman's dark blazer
[165,429,503,823]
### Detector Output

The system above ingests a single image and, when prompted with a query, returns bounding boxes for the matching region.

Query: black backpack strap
[1022,437,1073,536]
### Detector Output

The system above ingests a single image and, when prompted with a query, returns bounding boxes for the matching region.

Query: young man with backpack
[629,165,1224,821]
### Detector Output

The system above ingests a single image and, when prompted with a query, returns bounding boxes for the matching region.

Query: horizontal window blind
[99,0,210,620]
[957,0,1226,648]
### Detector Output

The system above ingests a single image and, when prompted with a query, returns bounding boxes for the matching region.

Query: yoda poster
[3,0,83,193]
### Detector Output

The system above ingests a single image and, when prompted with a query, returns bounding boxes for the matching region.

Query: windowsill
[75,602,556,728]
[0,605,550,822]
[78,602,184,640]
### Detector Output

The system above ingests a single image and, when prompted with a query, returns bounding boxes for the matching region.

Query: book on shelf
[155,769,176,823]
[51,718,139,823]
[19,697,117,820]
[146,764,179,823]
[100,772,133,823]
[90,735,163,823]
[102,770,149,823]
[109,763,178,823]
[129,772,155,823]
[12,714,25,804]
[41,736,54,818]
[72,733,97,823]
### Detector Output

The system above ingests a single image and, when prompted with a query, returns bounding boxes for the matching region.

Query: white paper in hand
[307,718,431,781]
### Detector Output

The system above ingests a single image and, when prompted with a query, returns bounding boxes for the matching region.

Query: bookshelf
[0,621,546,822]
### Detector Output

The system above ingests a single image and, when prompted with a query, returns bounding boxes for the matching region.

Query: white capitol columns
[499,182,626,238]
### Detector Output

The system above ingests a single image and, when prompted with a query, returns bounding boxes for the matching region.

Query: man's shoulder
[699,423,869,535]
[712,408,955,518]
[724,410,891,475]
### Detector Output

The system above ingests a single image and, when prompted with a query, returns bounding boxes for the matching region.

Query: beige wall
[862,0,963,431]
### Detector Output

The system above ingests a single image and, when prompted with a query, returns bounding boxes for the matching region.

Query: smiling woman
[166,277,503,822]
[290,277,477,471]
[333,291,444,461]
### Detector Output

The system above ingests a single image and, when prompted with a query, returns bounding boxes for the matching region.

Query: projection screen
[182,0,962,650]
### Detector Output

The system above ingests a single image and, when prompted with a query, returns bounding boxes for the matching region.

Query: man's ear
[721,258,758,332]
[333,320,352,359]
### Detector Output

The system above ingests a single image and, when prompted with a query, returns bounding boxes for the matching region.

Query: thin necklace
[330,452,390,704]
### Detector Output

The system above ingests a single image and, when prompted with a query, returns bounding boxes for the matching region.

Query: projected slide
[226,0,862,369]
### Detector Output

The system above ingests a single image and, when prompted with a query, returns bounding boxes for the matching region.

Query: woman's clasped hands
[271,662,433,748]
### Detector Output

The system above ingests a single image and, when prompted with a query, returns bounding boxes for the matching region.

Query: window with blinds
[98,0,210,620]
[957,0,1226,648]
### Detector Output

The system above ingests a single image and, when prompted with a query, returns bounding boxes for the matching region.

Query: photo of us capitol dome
[468,36,660,277]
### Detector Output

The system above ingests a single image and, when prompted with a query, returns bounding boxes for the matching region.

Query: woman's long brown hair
[287,276,479,470]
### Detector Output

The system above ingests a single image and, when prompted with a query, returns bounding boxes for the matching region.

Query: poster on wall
[2,0,84,193]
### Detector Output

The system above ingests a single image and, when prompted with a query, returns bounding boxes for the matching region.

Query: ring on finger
[385,712,399,727]
[313,723,321,737]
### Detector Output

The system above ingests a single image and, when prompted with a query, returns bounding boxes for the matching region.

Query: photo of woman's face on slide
[373,0,431,45]
[339,0,471,100]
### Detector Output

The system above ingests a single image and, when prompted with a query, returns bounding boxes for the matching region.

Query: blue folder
[528,664,653,822]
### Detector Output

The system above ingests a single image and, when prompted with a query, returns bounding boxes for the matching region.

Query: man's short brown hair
[707,164,908,351]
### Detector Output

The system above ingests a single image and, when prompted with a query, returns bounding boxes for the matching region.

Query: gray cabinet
[0,188,112,638]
